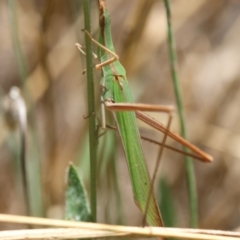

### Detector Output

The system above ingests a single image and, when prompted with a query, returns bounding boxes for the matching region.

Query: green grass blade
[163,0,198,227]
[8,0,44,217]
[158,177,176,227]
[98,128,124,224]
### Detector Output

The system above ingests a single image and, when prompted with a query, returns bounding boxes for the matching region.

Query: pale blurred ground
[0,0,240,231]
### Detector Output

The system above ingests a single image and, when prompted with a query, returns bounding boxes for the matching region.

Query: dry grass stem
[0,214,240,240]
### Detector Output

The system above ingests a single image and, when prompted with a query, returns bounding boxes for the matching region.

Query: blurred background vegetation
[0,0,240,231]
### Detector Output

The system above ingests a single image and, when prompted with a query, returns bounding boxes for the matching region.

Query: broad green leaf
[65,164,91,222]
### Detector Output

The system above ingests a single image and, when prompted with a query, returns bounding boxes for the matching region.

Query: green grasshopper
[77,0,213,227]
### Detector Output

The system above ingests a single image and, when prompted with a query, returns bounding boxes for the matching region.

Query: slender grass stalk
[8,0,44,217]
[163,0,198,227]
[82,0,97,222]
[111,133,124,225]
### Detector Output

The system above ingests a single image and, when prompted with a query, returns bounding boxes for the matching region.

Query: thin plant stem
[163,0,198,228]
[82,0,97,222]
[8,0,44,218]
[111,134,124,225]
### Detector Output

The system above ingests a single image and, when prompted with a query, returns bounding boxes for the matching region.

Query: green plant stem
[8,0,44,218]
[111,134,124,225]
[163,0,198,228]
[82,0,97,222]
